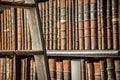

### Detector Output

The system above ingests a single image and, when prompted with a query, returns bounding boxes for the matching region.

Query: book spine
[87,62,94,80]
[106,0,113,49]
[60,0,66,50]
[63,60,71,80]
[114,60,120,80]
[97,0,102,50]
[84,0,91,50]
[1,13,4,50]
[74,0,79,50]
[68,0,72,50]
[56,60,63,80]
[53,0,57,50]
[78,0,84,50]
[56,0,61,50]
[45,2,49,50]
[100,60,107,80]
[90,0,98,50]
[100,0,107,50]
[106,58,115,80]
[49,59,56,80]
[81,59,86,80]
[94,62,101,80]
[112,0,119,50]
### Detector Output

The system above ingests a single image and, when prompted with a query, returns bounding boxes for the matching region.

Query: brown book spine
[68,0,72,50]
[100,60,107,80]
[74,0,79,50]
[106,58,115,80]
[81,59,86,80]
[49,0,53,50]
[97,0,102,50]
[60,0,66,50]
[90,0,98,49]
[56,60,63,80]
[87,62,94,80]
[0,58,3,80]
[49,59,56,80]
[1,13,4,50]
[114,60,120,80]
[112,0,119,50]
[53,0,57,50]
[63,60,71,80]
[9,9,12,50]
[78,0,84,50]
[84,0,91,50]
[106,0,113,49]
[45,2,49,50]
[100,0,107,50]
[56,0,61,50]
[94,62,101,80]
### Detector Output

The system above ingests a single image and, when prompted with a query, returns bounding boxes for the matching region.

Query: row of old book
[0,8,32,50]
[49,58,120,80]
[39,0,119,50]
[0,56,37,80]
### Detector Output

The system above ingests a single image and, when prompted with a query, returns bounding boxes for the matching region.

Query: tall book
[78,0,84,50]
[84,0,91,50]
[97,0,102,50]
[60,0,66,50]
[112,0,119,50]
[87,62,94,80]
[100,60,107,80]
[74,0,79,50]
[94,62,101,80]
[53,0,57,50]
[100,0,107,50]
[71,59,81,80]
[49,0,53,50]
[56,60,63,80]
[114,60,120,80]
[49,59,56,80]
[106,58,115,80]
[81,59,86,80]
[63,60,71,80]
[106,0,113,49]
[90,0,98,49]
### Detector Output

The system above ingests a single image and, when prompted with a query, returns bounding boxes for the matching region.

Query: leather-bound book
[100,60,107,80]
[90,0,98,50]
[81,59,86,80]
[49,59,56,80]
[56,60,63,80]
[60,0,66,50]
[94,62,101,80]
[78,0,84,50]
[53,0,57,50]
[112,0,119,50]
[114,60,120,80]
[106,58,115,80]
[100,0,107,50]
[84,0,91,50]
[106,0,113,49]
[63,60,71,80]
[87,62,94,80]
[49,0,53,50]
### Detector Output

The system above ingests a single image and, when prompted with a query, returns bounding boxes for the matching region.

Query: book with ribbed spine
[114,60,120,80]
[90,0,98,50]
[78,0,84,50]
[94,62,101,80]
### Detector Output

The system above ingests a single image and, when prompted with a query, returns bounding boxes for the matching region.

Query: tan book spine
[49,59,56,80]
[87,62,94,80]
[1,13,4,50]
[114,60,120,80]
[63,60,71,80]
[90,0,98,49]
[94,62,101,80]
[84,0,91,50]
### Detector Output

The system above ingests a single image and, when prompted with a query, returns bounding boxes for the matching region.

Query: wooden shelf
[47,50,120,58]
